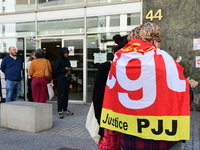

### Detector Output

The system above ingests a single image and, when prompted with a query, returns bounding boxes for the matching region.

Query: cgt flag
[100,39,190,141]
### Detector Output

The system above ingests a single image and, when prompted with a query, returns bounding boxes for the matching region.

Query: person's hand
[65,67,71,71]
[69,84,72,89]
[50,79,53,84]
[187,77,198,88]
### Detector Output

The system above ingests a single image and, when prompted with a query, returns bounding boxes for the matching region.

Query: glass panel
[86,32,127,103]
[40,38,62,101]
[87,13,140,32]
[25,38,39,101]
[87,0,133,5]
[37,0,85,10]
[0,38,25,100]
[38,18,84,35]
[63,39,83,101]
[127,13,140,26]
[0,0,35,13]
[1,22,36,37]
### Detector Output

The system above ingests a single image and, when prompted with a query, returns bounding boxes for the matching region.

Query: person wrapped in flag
[100,22,193,150]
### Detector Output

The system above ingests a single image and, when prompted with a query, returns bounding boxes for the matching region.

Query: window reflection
[38,18,84,35]
[0,0,138,13]
[86,32,127,102]
[87,13,140,32]
[0,0,35,13]
[37,0,85,9]
[87,0,133,4]
[1,22,35,37]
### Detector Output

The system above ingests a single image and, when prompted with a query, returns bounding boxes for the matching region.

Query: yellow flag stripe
[100,108,190,141]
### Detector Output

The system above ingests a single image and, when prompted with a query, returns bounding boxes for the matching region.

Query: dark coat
[92,61,111,137]
[54,47,71,83]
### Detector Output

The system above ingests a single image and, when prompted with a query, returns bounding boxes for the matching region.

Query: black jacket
[92,61,111,137]
[54,47,71,83]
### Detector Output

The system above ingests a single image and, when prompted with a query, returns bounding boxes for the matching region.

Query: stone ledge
[0,101,52,133]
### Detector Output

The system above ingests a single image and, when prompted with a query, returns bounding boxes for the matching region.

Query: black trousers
[28,78,33,102]
[57,77,70,112]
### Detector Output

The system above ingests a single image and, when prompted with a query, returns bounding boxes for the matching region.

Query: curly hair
[127,24,143,41]
[128,22,162,42]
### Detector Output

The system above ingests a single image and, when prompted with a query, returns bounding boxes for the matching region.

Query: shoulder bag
[45,60,52,81]
[86,102,100,144]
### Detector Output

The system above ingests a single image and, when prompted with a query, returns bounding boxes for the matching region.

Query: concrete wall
[143,0,200,111]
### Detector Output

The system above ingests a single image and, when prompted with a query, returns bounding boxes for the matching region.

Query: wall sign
[195,56,200,68]
[146,9,163,21]
[193,38,200,50]
[68,46,75,56]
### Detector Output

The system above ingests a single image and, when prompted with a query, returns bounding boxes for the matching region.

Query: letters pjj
[100,39,190,141]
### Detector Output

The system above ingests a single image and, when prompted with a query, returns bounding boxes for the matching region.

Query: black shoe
[58,112,64,119]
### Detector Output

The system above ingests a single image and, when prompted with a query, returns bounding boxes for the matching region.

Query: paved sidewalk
[0,102,199,150]
[181,111,200,150]
[0,102,97,150]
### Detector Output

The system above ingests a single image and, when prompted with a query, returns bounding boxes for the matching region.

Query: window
[87,13,140,32]
[110,15,120,27]
[127,13,140,26]
[38,0,84,9]
[2,21,35,37]
[38,18,84,35]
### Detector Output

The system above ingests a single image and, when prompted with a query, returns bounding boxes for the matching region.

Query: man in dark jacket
[1,46,22,102]
[54,47,74,119]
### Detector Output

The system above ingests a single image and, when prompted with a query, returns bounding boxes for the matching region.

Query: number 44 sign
[146,9,163,21]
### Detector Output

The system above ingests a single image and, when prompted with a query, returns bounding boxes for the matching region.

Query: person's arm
[21,58,23,71]
[0,58,6,73]
[69,61,72,84]
[26,61,30,70]
[28,61,34,76]
[190,86,194,105]
[53,59,69,75]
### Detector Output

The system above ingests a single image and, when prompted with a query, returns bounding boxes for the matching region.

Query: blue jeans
[6,80,21,102]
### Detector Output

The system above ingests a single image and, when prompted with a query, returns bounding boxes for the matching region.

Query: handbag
[86,102,101,144]
[45,60,52,81]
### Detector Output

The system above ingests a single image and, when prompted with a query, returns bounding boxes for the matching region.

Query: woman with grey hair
[28,49,53,103]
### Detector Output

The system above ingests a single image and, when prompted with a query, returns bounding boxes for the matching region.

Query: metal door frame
[62,35,86,104]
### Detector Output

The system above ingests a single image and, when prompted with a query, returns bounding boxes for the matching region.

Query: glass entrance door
[24,37,39,101]
[62,37,84,101]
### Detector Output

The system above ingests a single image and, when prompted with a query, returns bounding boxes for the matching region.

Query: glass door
[62,37,85,102]
[24,37,40,101]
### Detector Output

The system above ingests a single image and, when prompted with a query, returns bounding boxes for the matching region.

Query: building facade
[1,0,199,111]
[143,0,200,111]
[0,0,141,103]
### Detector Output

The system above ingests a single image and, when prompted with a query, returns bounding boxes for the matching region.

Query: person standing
[28,49,53,103]
[0,46,22,102]
[100,22,192,150]
[26,51,35,102]
[54,47,74,119]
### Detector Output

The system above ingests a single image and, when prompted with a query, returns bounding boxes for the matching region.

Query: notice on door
[195,56,200,68]
[68,46,75,56]
[93,53,107,64]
